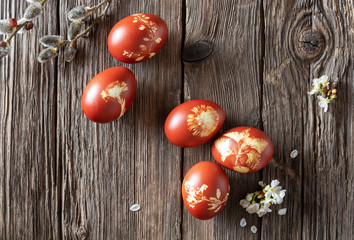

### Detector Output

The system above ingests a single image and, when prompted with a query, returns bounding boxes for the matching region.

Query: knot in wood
[296,30,325,60]
[76,226,88,240]
[182,41,214,62]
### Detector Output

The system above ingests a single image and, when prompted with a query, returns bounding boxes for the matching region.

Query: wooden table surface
[1,0,353,239]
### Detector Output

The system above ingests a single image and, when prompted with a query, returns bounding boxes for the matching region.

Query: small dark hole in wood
[296,30,325,60]
[77,226,88,240]
[303,41,318,51]
[310,38,318,46]
[302,35,321,51]
[182,41,214,62]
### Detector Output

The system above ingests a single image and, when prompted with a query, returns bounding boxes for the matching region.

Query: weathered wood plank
[302,1,354,239]
[56,0,182,239]
[0,0,59,239]
[261,0,309,238]
[183,0,263,239]
[0,0,353,239]
[262,0,354,239]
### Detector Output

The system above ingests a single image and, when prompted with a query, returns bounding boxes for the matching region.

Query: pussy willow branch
[87,0,111,12]
[72,0,111,42]
[5,22,26,43]
[36,0,112,62]
[5,0,48,43]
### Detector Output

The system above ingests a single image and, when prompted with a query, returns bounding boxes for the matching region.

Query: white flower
[240,194,255,209]
[271,179,281,188]
[308,75,329,95]
[264,180,282,198]
[263,202,272,212]
[260,198,273,206]
[239,199,250,208]
[317,96,329,112]
[252,201,273,217]
[268,189,286,204]
[264,180,280,192]
[318,75,329,87]
[275,190,286,204]
[240,179,286,217]
[246,203,259,214]
[264,179,286,204]
[274,194,284,204]
[308,84,320,95]
[257,208,267,217]
[246,194,252,201]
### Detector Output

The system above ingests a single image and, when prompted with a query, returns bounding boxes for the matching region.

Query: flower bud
[64,43,77,62]
[0,40,6,47]
[320,87,328,94]
[39,35,64,47]
[0,19,13,35]
[18,20,34,34]
[67,6,92,21]
[68,21,83,41]
[37,47,58,63]
[25,22,34,30]
[23,4,43,21]
[9,18,17,28]
[331,89,337,94]
[0,41,11,60]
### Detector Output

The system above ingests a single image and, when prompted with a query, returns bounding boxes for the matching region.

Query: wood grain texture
[56,0,182,239]
[0,0,59,239]
[303,1,354,239]
[183,0,264,239]
[261,1,309,239]
[262,0,354,240]
[0,0,353,239]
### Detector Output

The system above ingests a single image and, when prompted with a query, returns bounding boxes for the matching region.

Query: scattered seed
[240,218,247,227]
[278,208,287,215]
[130,204,141,212]
[290,149,298,158]
[251,225,257,233]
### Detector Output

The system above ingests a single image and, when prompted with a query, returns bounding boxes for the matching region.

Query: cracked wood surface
[0,0,353,239]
